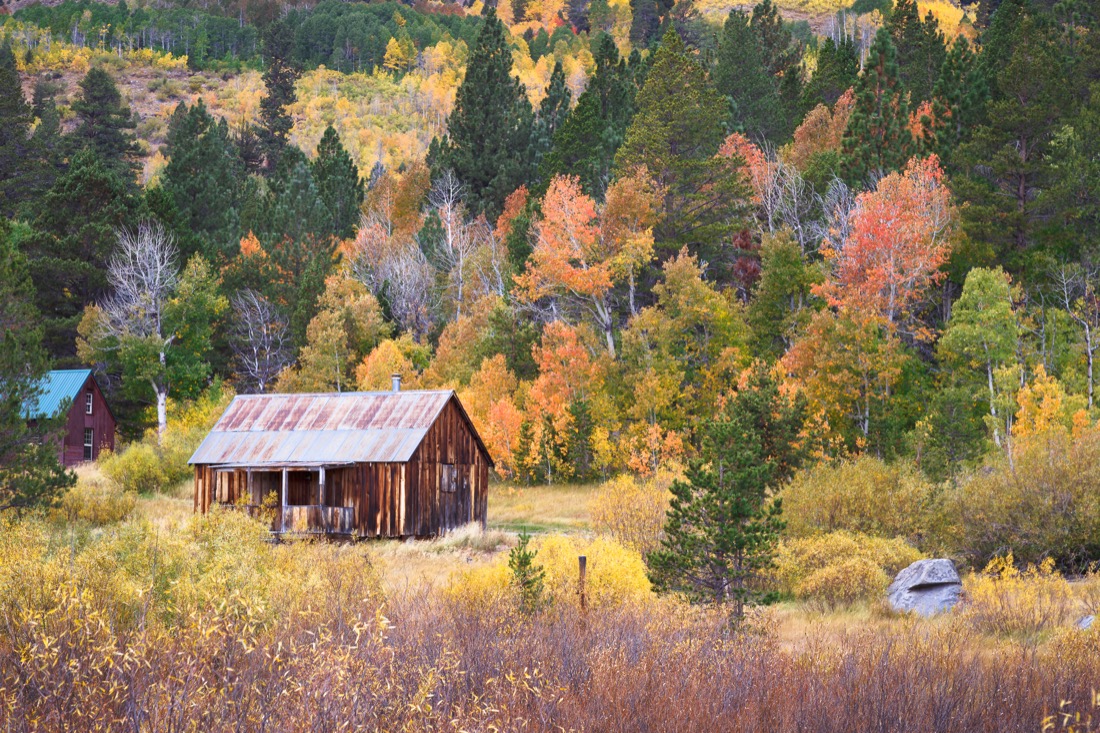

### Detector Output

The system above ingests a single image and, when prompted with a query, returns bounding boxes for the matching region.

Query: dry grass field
[4,467,1097,730]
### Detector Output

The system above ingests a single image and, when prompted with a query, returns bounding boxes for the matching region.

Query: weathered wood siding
[409,398,490,536]
[193,395,491,538]
[58,376,115,467]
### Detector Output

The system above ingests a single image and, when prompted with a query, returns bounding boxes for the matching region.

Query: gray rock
[1078,615,1095,630]
[887,559,962,617]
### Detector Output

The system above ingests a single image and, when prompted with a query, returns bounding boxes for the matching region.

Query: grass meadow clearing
[2,466,1099,731]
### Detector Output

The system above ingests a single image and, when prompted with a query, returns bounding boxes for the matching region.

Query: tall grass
[0,511,1096,731]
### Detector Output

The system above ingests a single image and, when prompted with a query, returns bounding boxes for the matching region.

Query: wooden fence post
[578,555,587,612]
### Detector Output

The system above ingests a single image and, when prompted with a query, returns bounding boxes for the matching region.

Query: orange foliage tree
[460,354,524,477]
[523,321,604,481]
[817,155,953,339]
[782,308,910,452]
[515,173,657,358]
[786,88,854,171]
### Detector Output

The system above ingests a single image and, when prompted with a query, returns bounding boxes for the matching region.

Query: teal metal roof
[23,369,93,419]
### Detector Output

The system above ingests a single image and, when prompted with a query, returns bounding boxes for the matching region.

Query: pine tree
[885,0,946,104]
[749,0,803,138]
[312,125,363,240]
[70,67,140,182]
[0,39,32,218]
[543,32,638,198]
[435,8,535,220]
[252,146,334,249]
[800,36,859,109]
[25,80,66,204]
[0,220,74,511]
[840,28,914,185]
[567,0,591,32]
[162,100,244,261]
[240,146,336,343]
[714,10,782,142]
[259,19,300,173]
[25,149,145,359]
[647,363,808,620]
[630,0,662,48]
[953,12,1068,268]
[927,36,988,162]
[531,61,572,175]
[615,28,750,268]
[508,530,547,612]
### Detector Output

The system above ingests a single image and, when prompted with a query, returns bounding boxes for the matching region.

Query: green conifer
[615,28,750,268]
[714,10,782,142]
[0,39,32,217]
[885,0,946,104]
[840,28,914,185]
[71,67,140,181]
[927,36,988,161]
[800,36,859,109]
[531,61,572,175]
[543,33,638,198]
[162,100,244,261]
[312,125,364,240]
[435,8,535,220]
[259,19,300,172]
[647,363,808,620]
[25,149,145,358]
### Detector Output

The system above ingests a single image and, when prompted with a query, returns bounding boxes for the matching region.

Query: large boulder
[887,559,962,617]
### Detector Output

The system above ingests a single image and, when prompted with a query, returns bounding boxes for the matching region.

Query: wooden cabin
[24,369,116,467]
[188,381,492,538]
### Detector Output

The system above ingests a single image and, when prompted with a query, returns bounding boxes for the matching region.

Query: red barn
[25,369,116,467]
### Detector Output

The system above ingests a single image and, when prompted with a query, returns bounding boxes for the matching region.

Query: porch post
[319,466,327,533]
[247,469,253,505]
[281,467,288,534]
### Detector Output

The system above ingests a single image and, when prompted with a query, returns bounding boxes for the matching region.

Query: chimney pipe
[391,373,401,393]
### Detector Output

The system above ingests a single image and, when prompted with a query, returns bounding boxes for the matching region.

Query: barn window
[85,391,93,414]
[83,429,94,461]
[441,464,457,493]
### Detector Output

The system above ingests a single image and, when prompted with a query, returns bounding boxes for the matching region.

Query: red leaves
[817,155,954,338]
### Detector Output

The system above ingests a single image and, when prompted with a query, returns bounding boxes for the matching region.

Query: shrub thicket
[774,530,924,609]
[100,386,232,494]
[779,455,936,543]
[942,427,1100,569]
[0,511,1097,731]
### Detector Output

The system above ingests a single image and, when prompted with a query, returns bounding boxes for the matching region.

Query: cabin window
[83,428,94,461]
[441,464,457,493]
[85,391,94,414]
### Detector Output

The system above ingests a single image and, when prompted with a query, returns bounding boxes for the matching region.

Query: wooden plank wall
[409,397,490,537]
[192,396,492,539]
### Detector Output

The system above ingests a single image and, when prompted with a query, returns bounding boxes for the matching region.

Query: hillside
[1,0,1099,727]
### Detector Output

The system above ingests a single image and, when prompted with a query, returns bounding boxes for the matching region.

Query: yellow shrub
[590,470,676,555]
[779,456,935,543]
[533,534,651,610]
[99,443,165,494]
[775,531,924,609]
[941,425,1100,568]
[963,554,1073,637]
[445,561,517,610]
[445,533,651,612]
[99,386,233,494]
[58,476,136,525]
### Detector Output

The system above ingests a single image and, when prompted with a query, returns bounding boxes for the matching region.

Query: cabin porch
[209,464,356,537]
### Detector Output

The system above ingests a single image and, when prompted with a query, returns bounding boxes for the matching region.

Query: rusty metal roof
[189,390,473,467]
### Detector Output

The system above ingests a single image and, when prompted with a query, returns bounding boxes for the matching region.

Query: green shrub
[774,531,925,609]
[779,456,936,543]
